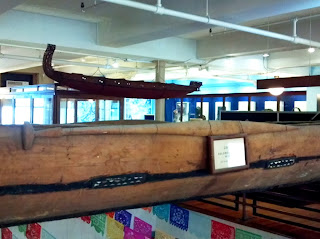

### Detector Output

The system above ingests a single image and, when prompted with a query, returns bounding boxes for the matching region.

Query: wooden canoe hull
[42,44,202,99]
[0,121,319,226]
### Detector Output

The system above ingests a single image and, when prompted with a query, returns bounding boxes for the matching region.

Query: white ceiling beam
[0,60,41,73]
[0,10,203,64]
[0,0,27,16]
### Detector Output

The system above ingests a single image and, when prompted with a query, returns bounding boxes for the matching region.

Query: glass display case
[0,85,54,125]
[0,84,123,125]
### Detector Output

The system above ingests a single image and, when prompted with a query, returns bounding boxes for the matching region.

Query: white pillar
[306,87,320,111]
[155,61,166,121]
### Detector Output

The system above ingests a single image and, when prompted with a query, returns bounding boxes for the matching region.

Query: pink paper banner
[134,217,152,238]
[124,227,150,239]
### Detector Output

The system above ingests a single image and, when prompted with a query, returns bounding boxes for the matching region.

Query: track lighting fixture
[81,2,85,12]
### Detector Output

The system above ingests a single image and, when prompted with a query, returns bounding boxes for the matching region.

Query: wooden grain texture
[0,133,207,185]
[0,121,296,186]
[0,159,319,225]
[0,121,319,225]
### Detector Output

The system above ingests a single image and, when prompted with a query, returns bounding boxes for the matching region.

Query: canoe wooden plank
[0,159,318,226]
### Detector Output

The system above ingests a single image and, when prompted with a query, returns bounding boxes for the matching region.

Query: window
[77,100,96,123]
[264,101,284,111]
[238,101,256,111]
[99,100,120,121]
[67,100,75,123]
[294,101,307,112]
[125,98,155,120]
[15,98,31,124]
[33,98,53,124]
[60,99,67,124]
[1,99,13,124]
[175,102,189,122]
[196,102,209,120]
[215,102,231,120]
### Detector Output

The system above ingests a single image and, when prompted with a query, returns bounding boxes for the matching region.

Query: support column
[307,87,320,111]
[155,61,166,121]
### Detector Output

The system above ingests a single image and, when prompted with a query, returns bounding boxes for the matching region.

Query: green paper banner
[91,214,107,236]
[236,228,262,239]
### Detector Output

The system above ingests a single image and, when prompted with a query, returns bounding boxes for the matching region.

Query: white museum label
[213,137,246,170]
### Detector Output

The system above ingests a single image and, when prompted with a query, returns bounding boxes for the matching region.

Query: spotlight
[81,2,85,12]
[209,28,213,37]
[308,47,315,53]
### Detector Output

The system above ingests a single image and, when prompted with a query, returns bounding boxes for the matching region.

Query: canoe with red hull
[42,44,202,99]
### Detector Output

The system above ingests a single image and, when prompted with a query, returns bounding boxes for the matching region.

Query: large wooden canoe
[0,121,320,226]
[42,44,202,99]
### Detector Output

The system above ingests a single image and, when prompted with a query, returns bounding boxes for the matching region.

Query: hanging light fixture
[268,87,284,96]
[112,60,119,68]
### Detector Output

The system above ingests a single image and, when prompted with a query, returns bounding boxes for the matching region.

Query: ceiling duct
[101,0,320,48]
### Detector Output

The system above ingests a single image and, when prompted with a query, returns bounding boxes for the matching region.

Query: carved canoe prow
[42,44,202,99]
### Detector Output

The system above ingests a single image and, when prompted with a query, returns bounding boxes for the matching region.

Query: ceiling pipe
[101,0,320,48]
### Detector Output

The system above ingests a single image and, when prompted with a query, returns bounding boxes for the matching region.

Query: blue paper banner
[169,204,189,231]
[115,210,132,227]
[153,204,171,222]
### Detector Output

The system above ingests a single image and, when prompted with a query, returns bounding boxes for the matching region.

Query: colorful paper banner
[107,217,124,239]
[106,212,115,218]
[124,226,149,239]
[236,228,262,239]
[134,217,152,238]
[91,214,106,236]
[115,210,132,227]
[142,207,152,213]
[211,220,235,239]
[1,228,12,239]
[154,230,175,239]
[18,225,27,236]
[80,216,91,224]
[169,205,189,231]
[153,204,170,222]
[26,223,42,239]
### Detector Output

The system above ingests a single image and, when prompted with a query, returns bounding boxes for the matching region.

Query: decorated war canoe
[42,44,202,99]
[0,120,319,226]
